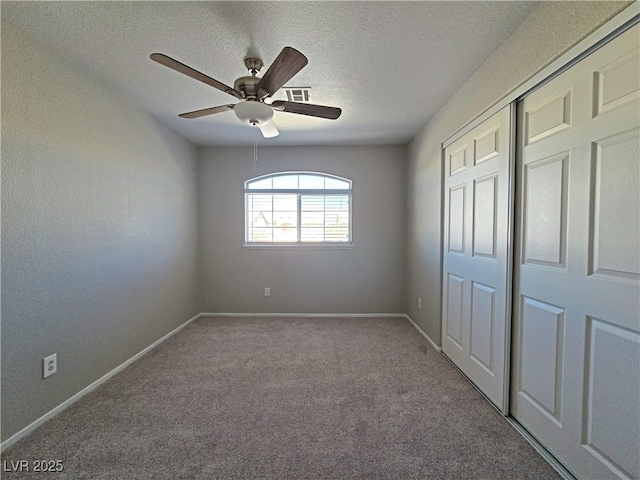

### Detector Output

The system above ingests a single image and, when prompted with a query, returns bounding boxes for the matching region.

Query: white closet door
[442,105,513,411]
[511,23,640,480]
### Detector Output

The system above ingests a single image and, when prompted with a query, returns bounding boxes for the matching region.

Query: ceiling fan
[150,47,342,138]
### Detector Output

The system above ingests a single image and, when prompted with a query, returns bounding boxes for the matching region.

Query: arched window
[244,172,352,245]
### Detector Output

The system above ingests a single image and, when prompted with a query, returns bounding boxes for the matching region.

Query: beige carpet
[2,316,560,479]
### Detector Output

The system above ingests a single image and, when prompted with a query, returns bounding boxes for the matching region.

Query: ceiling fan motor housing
[234,75,260,98]
[234,100,273,126]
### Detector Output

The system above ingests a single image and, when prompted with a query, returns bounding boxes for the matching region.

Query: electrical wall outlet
[43,353,57,379]
[418,298,422,309]
[264,287,271,297]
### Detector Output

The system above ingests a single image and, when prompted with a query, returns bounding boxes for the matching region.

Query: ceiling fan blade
[271,100,341,120]
[150,53,242,99]
[179,104,235,119]
[258,121,279,138]
[255,47,308,98]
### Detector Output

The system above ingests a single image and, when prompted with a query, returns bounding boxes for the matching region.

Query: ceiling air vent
[284,87,311,103]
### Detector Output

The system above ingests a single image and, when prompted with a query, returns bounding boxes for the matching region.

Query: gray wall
[405,1,631,345]
[199,145,406,314]
[1,21,201,441]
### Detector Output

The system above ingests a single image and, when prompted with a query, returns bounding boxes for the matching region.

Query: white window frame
[244,171,353,248]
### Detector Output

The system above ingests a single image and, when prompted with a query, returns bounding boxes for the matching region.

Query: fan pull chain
[253,125,258,170]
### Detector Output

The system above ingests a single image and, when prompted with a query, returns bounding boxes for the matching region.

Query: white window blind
[245,172,352,245]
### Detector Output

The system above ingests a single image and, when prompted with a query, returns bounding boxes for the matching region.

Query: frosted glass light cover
[234,101,274,125]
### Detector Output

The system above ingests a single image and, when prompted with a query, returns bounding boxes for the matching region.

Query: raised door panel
[523,153,568,267]
[449,146,468,176]
[470,282,496,373]
[446,274,465,349]
[448,186,466,253]
[473,175,497,258]
[474,127,500,165]
[518,297,565,425]
[594,45,640,117]
[525,87,571,145]
[583,318,640,480]
[591,128,640,279]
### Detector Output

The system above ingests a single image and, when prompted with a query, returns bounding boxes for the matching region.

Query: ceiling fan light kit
[233,101,273,126]
[150,47,342,139]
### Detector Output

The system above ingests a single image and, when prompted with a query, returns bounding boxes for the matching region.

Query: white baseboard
[200,312,407,318]
[1,312,202,452]
[404,314,441,352]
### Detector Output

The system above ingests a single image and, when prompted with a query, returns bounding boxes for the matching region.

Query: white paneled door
[442,105,513,412]
[511,23,640,480]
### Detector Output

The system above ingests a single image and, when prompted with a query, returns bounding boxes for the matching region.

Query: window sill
[243,243,353,250]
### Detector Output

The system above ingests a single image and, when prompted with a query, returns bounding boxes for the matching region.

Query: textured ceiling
[2,1,540,146]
